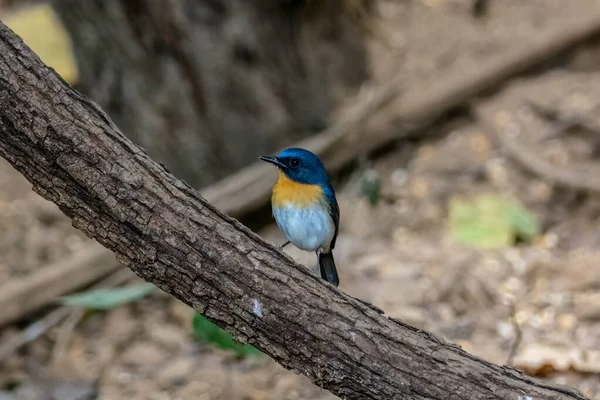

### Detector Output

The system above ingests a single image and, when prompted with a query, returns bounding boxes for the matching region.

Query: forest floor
[1,0,600,399]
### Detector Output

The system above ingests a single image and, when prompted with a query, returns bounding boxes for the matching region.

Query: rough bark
[0,22,589,400]
[50,0,369,188]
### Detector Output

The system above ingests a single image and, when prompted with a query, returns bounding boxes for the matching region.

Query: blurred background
[1,0,600,399]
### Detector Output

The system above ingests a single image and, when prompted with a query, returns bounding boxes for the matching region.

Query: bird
[260,148,340,287]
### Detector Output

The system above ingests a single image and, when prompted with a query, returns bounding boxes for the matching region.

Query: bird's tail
[318,251,339,287]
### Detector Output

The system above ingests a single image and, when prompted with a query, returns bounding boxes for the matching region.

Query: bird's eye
[290,158,300,167]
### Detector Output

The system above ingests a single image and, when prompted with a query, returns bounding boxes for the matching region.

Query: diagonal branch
[474,101,600,195]
[0,22,589,400]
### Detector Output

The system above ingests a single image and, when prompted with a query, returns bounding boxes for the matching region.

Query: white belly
[273,204,335,252]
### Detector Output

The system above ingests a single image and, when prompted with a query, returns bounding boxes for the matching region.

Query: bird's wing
[324,184,340,250]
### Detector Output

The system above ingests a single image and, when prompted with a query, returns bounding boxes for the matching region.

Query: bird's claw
[277,240,290,252]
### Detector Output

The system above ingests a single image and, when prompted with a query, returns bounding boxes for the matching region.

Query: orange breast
[272,170,323,208]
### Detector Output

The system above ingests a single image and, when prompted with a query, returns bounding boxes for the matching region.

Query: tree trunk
[50,0,369,188]
[0,22,589,400]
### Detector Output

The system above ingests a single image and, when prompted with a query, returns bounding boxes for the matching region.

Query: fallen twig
[474,102,600,194]
[4,4,600,329]
[50,268,135,368]
[506,300,522,367]
[206,8,600,217]
[0,242,119,327]
[0,307,71,362]
[0,268,135,363]
[527,98,600,138]
[50,308,85,366]
[0,21,590,399]
[201,78,404,218]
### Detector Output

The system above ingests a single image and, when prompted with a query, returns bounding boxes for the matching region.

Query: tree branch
[474,101,600,195]
[0,242,118,327]
[0,22,588,400]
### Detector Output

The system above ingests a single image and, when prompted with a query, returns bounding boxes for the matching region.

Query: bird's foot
[314,249,322,278]
[277,240,290,252]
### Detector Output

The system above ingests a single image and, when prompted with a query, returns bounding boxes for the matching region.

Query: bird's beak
[259,155,284,168]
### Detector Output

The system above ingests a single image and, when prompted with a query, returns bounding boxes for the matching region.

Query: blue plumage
[260,148,340,286]
[273,148,330,185]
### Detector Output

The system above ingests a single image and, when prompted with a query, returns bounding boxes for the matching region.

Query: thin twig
[51,268,135,367]
[50,307,86,368]
[506,300,522,366]
[0,242,119,327]
[526,99,600,138]
[204,8,600,218]
[0,307,71,362]
[474,104,600,194]
[1,4,598,330]
[0,268,134,363]
[0,19,592,398]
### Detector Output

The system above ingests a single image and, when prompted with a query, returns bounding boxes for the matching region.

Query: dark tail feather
[319,251,339,287]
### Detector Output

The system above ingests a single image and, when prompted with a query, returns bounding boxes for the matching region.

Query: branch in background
[474,103,600,195]
[526,99,600,138]
[0,242,119,327]
[0,268,134,363]
[4,2,600,330]
[506,300,522,367]
[50,268,136,368]
[0,308,71,363]
[207,7,600,216]
[0,22,589,400]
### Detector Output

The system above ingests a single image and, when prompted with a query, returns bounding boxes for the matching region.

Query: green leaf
[448,194,539,249]
[59,283,156,310]
[192,313,261,357]
[509,205,540,241]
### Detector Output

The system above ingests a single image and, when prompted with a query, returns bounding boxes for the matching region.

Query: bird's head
[260,148,329,185]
